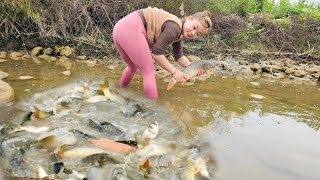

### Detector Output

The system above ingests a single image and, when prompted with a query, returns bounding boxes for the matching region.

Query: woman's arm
[176,55,191,67]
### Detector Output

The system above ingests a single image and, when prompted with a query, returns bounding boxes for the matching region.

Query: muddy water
[1,58,320,180]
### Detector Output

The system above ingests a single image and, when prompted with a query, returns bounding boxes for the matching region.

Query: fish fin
[167,78,177,90]
[98,79,110,97]
[57,151,64,159]
[99,79,109,90]
[143,159,150,169]
[55,144,68,159]
[33,106,40,119]
[144,138,151,145]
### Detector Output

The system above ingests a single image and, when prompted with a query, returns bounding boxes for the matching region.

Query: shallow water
[0,57,320,180]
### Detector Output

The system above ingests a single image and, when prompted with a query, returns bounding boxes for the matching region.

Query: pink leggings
[113,11,158,98]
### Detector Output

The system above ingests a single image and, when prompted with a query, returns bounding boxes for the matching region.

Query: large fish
[13,125,50,134]
[167,60,214,90]
[89,119,124,136]
[89,139,136,154]
[55,145,107,160]
[1,123,48,135]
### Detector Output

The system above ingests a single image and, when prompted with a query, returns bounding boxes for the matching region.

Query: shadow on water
[0,57,320,180]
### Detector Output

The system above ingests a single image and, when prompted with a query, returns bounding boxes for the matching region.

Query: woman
[113,6,213,98]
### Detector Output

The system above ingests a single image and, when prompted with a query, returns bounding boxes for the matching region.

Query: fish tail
[167,78,177,90]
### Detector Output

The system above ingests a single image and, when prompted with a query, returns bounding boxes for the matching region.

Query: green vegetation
[203,0,320,19]
[208,0,259,16]
[0,0,319,55]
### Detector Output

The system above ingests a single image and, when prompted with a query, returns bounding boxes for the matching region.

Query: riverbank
[1,45,319,88]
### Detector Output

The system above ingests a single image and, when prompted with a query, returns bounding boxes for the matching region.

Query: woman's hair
[188,10,213,35]
[192,10,213,29]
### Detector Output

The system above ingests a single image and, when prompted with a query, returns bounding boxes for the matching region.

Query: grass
[204,0,320,19]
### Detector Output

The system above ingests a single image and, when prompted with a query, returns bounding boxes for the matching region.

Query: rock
[50,57,57,61]
[285,68,295,75]
[283,58,293,67]
[31,56,42,64]
[58,56,69,61]
[250,82,260,86]
[31,46,43,56]
[19,76,34,80]
[270,65,282,72]
[0,71,9,79]
[187,55,201,62]
[239,60,249,65]
[273,72,285,79]
[0,80,14,102]
[220,61,230,70]
[294,70,306,77]
[21,54,31,60]
[9,52,24,60]
[311,73,320,79]
[62,71,71,76]
[76,55,87,60]
[235,76,243,80]
[81,60,96,67]
[270,60,280,66]
[250,63,261,71]
[56,46,74,57]
[43,48,54,55]
[261,65,272,73]
[250,93,265,99]
[38,54,52,62]
[0,51,7,59]
[306,67,320,74]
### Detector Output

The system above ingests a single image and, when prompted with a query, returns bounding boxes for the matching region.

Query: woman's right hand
[172,70,187,83]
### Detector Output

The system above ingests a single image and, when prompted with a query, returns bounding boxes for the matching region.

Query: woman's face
[182,18,207,39]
